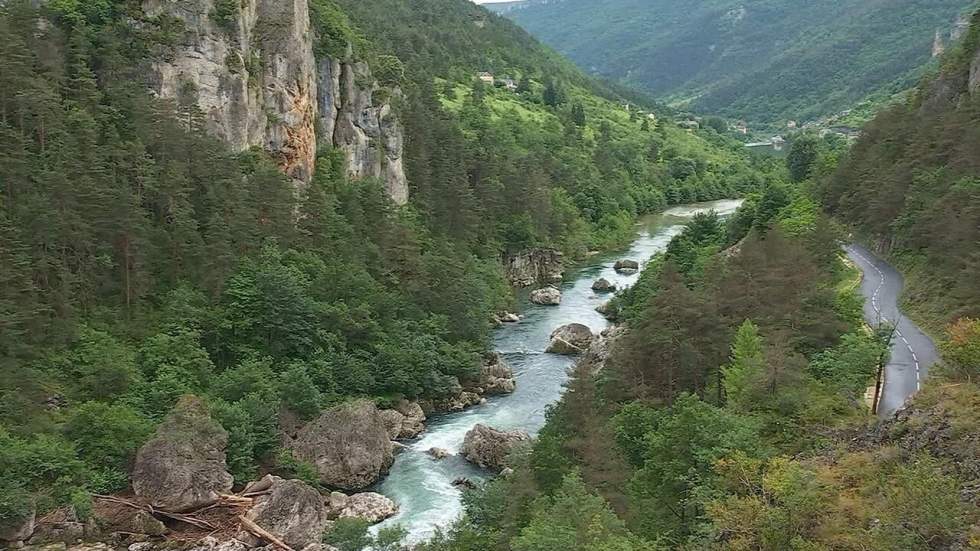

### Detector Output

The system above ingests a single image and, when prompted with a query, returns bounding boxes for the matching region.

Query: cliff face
[319,58,408,205]
[144,0,407,203]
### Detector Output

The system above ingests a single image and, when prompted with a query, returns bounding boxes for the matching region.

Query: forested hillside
[819,12,980,331]
[0,0,771,541]
[418,13,980,550]
[501,0,976,126]
[423,145,980,551]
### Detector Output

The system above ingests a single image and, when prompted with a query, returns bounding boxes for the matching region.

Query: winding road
[845,244,939,417]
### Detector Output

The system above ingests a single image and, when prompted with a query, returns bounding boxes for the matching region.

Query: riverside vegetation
[418,14,980,551]
[0,0,774,546]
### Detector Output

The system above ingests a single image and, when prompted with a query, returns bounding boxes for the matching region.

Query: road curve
[844,244,939,418]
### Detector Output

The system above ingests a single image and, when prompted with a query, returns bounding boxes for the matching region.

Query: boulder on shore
[529,286,561,306]
[462,424,530,471]
[288,400,394,491]
[591,278,616,292]
[241,476,330,549]
[614,259,639,274]
[132,395,234,512]
[546,323,594,355]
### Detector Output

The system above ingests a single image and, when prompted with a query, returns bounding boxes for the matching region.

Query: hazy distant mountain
[502,0,978,125]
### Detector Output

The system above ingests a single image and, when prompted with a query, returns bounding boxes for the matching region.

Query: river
[372,199,744,543]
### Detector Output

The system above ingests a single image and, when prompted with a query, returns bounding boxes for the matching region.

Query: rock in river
[591,278,616,292]
[427,447,451,460]
[132,395,233,512]
[462,424,530,471]
[529,286,561,305]
[546,323,594,355]
[614,259,639,274]
[335,492,398,523]
[288,400,394,490]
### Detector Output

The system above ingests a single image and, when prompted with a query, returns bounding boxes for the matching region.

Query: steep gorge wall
[144,0,407,203]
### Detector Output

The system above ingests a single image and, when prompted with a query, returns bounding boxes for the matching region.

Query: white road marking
[848,247,922,393]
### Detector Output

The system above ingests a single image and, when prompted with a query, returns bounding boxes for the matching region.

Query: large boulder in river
[132,395,234,512]
[529,286,561,306]
[289,400,394,490]
[546,323,594,355]
[241,475,330,549]
[592,278,616,292]
[506,248,564,287]
[462,424,530,471]
[614,259,639,274]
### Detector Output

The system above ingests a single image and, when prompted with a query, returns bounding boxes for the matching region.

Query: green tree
[722,320,766,411]
[786,135,822,182]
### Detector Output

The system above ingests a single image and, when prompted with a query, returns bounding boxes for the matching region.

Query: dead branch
[238,515,294,551]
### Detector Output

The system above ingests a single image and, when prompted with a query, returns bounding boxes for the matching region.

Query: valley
[0,0,978,550]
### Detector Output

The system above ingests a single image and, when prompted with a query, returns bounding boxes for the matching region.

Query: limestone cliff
[318,58,408,205]
[144,0,408,203]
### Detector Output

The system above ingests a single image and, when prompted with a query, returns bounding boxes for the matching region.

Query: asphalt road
[844,244,939,418]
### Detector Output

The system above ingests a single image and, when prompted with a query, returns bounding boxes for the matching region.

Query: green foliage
[324,517,408,551]
[786,135,823,182]
[809,331,887,396]
[210,0,239,33]
[63,402,152,482]
[628,394,762,539]
[722,320,766,411]
[513,473,649,551]
[942,318,980,380]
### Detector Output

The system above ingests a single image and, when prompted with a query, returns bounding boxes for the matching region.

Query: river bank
[372,199,744,543]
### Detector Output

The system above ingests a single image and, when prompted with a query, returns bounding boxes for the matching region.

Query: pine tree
[722,320,765,411]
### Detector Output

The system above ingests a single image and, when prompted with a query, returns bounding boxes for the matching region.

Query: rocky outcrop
[462,424,530,471]
[529,286,561,306]
[467,353,516,396]
[241,476,330,549]
[143,0,407,202]
[324,60,408,204]
[379,400,426,440]
[132,395,234,512]
[591,278,616,292]
[506,248,563,287]
[288,400,394,490]
[614,259,639,274]
[331,492,398,523]
[546,323,594,355]
[578,326,625,376]
[425,389,483,413]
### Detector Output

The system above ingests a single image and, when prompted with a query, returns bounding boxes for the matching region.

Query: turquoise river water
[372,199,744,543]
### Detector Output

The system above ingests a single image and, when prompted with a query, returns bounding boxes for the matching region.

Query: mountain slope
[502,0,977,126]
[819,12,980,331]
[0,0,773,541]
